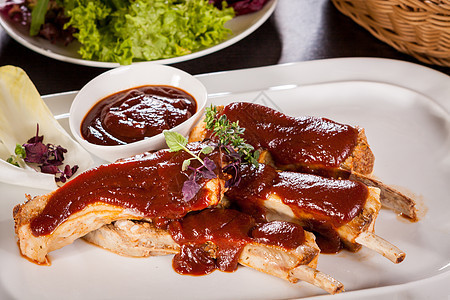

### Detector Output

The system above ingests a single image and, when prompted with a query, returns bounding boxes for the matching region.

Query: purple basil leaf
[20,124,79,184]
[40,164,60,175]
[182,179,201,202]
[199,168,217,180]
[23,142,47,164]
[203,157,216,172]
[26,135,44,144]
[56,176,63,183]
[64,164,79,179]
[27,124,44,144]
[46,144,67,165]
[56,173,66,183]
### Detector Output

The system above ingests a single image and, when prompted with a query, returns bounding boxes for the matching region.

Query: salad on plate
[0,0,270,64]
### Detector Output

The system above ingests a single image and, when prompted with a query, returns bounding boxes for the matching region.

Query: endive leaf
[0,66,94,190]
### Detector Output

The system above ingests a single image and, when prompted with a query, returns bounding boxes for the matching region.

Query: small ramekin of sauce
[69,63,207,162]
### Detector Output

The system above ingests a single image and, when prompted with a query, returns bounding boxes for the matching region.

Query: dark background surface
[0,0,448,96]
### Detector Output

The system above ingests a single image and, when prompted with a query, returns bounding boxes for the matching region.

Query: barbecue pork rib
[189,102,417,219]
[226,164,405,263]
[189,102,375,176]
[13,142,225,265]
[84,218,344,294]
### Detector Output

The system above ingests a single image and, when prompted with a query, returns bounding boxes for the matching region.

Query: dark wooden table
[0,0,449,96]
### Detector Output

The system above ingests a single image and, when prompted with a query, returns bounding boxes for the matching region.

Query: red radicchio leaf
[209,0,270,15]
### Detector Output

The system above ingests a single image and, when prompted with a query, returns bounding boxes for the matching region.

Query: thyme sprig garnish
[163,104,259,201]
[204,105,259,167]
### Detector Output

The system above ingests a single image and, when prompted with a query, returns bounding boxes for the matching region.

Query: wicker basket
[331,0,450,67]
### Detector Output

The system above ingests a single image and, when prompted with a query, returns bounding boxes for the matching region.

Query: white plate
[1,58,449,299]
[0,0,277,67]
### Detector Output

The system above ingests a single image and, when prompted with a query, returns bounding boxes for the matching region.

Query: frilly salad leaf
[61,0,235,64]
[0,66,94,190]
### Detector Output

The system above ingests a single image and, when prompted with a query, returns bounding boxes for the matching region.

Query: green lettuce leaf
[30,0,50,36]
[62,0,234,64]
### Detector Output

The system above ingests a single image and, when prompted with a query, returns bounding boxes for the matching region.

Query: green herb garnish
[164,130,217,201]
[163,130,213,170]
[163,105,260,201]
[6,144,26,167]
[30,0,50,36]
[204,105,259,167]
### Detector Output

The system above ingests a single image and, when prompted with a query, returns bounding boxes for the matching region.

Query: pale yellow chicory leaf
[0,65,94,190]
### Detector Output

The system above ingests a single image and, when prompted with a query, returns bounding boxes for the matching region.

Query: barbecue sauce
[226,164,368,253]
[29,142,220,237]
[216,102,359,171]
[81,85,197,145]
[169,208,305,275]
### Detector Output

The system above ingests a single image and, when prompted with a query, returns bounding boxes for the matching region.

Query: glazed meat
[13,142,225,265]
[226,164,405,263]
[189,102,375,176]
[189,102,417,219]
[84,209,344,295]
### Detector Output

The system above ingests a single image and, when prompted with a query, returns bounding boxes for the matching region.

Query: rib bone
[261,187,405,263]
[349,172,417,220]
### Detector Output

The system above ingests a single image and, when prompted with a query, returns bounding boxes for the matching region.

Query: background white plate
[0,58,449,299]
[0,0,277,67]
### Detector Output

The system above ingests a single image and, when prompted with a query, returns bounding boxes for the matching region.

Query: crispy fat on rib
[84,219,344,294]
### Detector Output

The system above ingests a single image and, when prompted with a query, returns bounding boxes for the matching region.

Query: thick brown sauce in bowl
[81,85,197,146]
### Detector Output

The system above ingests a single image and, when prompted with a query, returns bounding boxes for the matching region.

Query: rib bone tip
[289,265,344,295]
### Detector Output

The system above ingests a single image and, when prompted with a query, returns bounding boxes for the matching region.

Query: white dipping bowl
[69,63,207,162]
